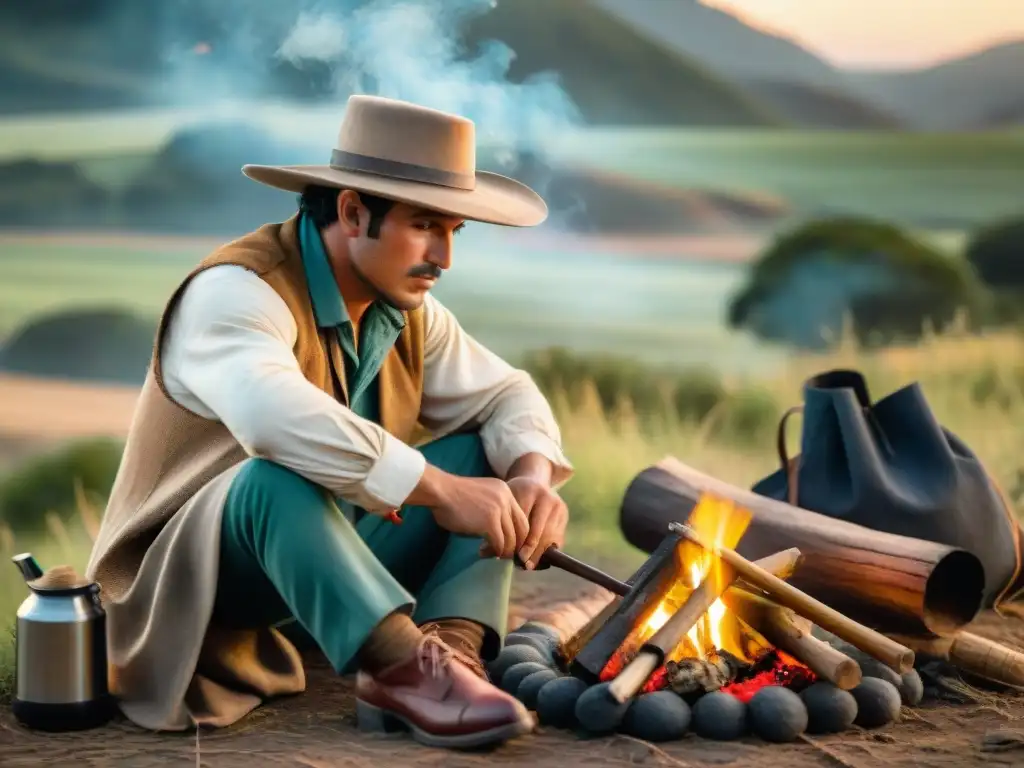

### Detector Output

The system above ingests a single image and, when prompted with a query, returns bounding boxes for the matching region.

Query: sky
[700,0,1024,69]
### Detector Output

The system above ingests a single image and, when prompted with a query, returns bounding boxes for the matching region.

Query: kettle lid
[30,564,91,589]
[13,553,97,596]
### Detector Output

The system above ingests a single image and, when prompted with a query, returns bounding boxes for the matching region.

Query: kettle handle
[13,553,44,582]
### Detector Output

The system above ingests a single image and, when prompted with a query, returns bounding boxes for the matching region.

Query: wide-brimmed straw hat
[242,95,548,227]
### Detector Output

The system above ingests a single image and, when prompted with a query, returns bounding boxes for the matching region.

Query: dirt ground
[0,374,139,444]
[4,567,1024,768]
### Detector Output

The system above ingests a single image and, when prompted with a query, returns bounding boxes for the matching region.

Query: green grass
[1,327,1023,701]
[0,242,193,338]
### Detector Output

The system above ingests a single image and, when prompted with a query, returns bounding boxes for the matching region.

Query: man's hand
[406,465,530,559]
[505,476,569,570]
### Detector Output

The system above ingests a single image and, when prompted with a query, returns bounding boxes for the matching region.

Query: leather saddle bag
[751,369,1024,611]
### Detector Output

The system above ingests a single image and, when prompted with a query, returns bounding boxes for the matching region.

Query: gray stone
[575,682,632,734]
[517,669,560,710]
[536,676,588,729]
[801,682,858,734]
[747,686,808,743]
[621,691,691,742]
[851,678,901,728]
[692,691,748,741]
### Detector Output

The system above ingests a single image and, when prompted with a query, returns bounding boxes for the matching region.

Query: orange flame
[602,493,757,679]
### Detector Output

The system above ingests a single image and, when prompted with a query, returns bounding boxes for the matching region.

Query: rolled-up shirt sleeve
[160,264,425,515]
[418,294,574,489]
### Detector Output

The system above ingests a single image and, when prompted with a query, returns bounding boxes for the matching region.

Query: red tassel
[384,508,403,525]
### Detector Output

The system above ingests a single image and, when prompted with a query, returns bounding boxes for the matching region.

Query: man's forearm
[506,452,554,485]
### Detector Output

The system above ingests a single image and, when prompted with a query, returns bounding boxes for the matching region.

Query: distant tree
[0,307,156,385]
[727,217,987,349]
[963,215,1024,326]
[965,215,1024,288]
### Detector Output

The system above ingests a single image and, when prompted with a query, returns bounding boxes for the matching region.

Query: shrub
[964,215,1024,289]
[963,215,1024,326]
[727,217,988,349]
[521,348,731,425]
[0,438,123,536]
[0,306,156,385]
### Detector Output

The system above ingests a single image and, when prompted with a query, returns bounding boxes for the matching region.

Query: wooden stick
[671,522,915,674]
[559,596,622,663]
[609,561,738,704]
[723,588,862,689]
[737,548,803,584]
[889,631,1024,688]
[605,550,801,704]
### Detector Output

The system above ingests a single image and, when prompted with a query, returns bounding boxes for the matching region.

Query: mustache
[407,263,443,280]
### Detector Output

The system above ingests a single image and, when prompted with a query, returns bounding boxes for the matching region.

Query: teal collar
[297,213,405,332]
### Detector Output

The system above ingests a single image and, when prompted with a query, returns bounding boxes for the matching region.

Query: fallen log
[620,457,985,637]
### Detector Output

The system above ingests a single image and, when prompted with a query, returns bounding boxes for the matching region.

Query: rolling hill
[847,40,1024,130]
[0,0,782,128]
[590,0,904,129]
[459,0,781,127]
[743,80,904,130]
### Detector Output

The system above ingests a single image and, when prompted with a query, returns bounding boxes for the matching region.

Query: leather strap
[776,405,804,507]
[987,470,1024,611]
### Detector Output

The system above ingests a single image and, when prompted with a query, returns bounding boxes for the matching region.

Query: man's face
[335,190,465,311]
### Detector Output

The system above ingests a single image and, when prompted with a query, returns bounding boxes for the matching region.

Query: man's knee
[224,458,331,537]
[419,432,494,480]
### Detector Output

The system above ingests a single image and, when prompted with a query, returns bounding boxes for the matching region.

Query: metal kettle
[11,552,115,731]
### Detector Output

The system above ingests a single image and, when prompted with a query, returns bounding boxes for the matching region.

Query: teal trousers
[211,432,512,673]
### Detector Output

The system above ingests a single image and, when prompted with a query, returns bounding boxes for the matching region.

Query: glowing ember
[721,651,816,703]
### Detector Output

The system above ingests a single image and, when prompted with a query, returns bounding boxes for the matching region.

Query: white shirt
[161,264,574,516]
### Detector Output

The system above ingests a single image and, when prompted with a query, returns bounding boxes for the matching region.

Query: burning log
[889,631,1024,689]
[722,588,862,690]
[603,548,802,704]
[663,651,744,696]
[620,457,985,637]
[608,558,738,703]
[673,520,915,673]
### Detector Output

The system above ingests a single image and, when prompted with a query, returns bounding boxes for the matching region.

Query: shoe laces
[416,628,456,679]
[418,623,486,679]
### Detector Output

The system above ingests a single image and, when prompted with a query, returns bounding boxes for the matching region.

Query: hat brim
[241,164,548,227]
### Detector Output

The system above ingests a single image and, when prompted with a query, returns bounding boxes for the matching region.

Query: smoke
[276,0,582,173]
[155,0,581,168]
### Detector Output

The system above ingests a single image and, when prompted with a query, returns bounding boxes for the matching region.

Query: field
[2,109,1023,227]
[548,128,1024,225]
[0,232,779,372]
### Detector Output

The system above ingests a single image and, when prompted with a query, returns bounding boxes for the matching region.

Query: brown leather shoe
[356,634,535,749]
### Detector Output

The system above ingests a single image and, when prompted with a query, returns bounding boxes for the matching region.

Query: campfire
[568,496,820,698]
[491,457,1024,744]
[547,493,892,740]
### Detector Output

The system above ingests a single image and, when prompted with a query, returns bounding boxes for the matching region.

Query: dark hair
[297,185,396,239]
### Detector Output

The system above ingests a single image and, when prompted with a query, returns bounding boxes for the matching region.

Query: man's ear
[336,189,364,238]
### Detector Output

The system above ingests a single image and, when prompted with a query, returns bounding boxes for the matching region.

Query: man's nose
[429,236,454,271]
